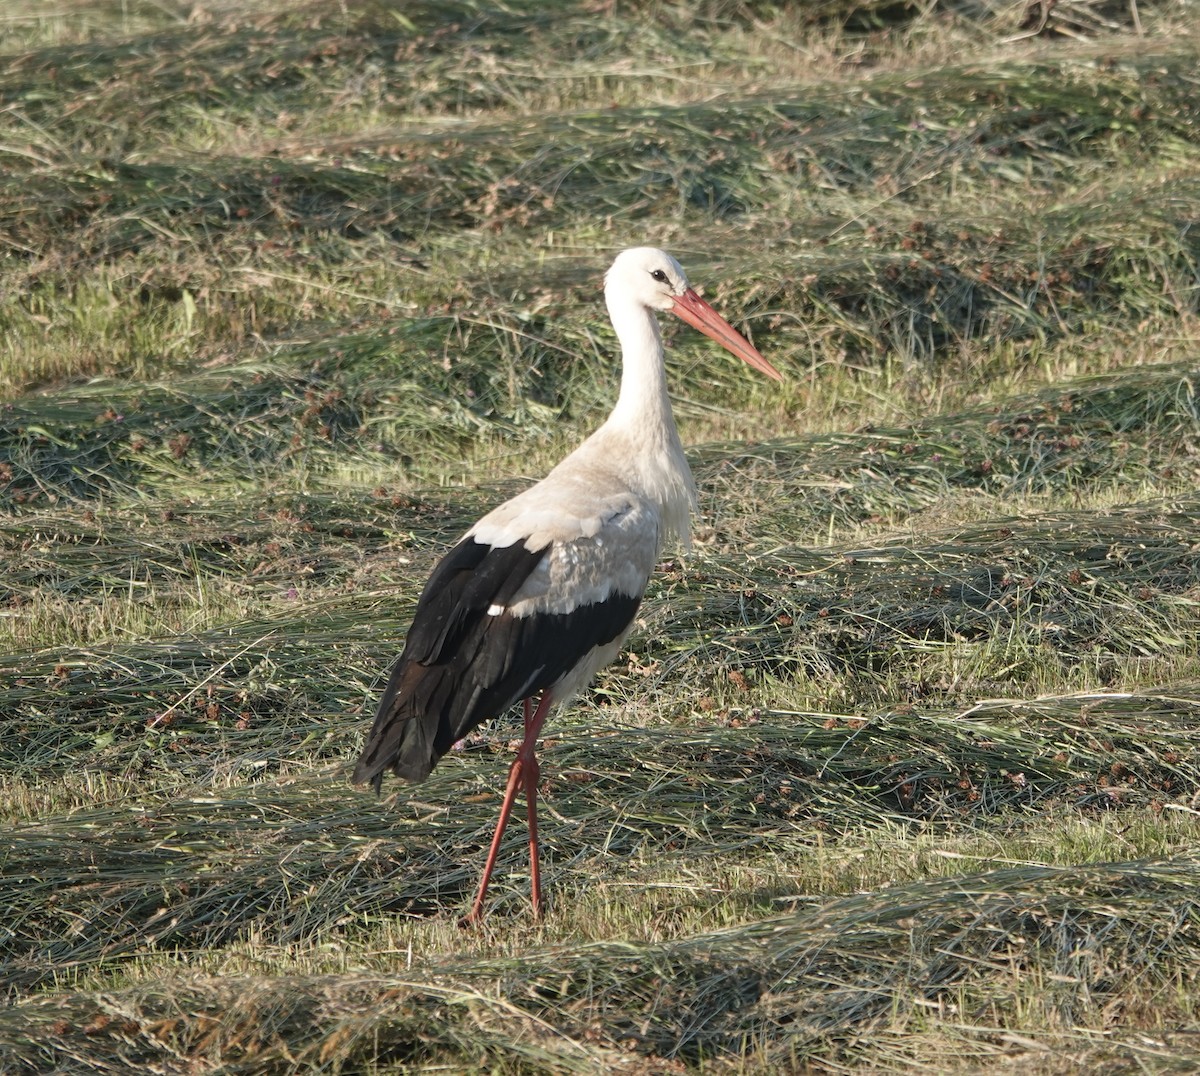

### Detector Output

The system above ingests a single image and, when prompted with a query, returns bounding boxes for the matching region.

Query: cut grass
[4,0,1200,1071]
[5,686,1199,994]
[4,475,1197,788]
[4,22,1200,397]
[2,854,1197,1073]
[3,347,1196,509]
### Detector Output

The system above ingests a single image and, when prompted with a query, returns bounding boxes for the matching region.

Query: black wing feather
[351,535,640,790]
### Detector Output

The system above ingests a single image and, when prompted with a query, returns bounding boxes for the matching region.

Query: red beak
[670,287,782,381]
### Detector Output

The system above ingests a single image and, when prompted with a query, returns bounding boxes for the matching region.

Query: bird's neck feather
[598,292,697,549]
[607,293,671,430]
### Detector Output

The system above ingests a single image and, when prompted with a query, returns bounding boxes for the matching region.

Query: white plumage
[353,246,781,923]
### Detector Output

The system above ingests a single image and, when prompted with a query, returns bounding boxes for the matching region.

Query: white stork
[352,246,782,924]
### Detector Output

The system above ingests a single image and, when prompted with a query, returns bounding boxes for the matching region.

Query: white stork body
[352,247,781,923]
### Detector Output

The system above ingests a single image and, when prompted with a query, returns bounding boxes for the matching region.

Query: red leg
[523,693,554,918]
[461,692,554,926]
[462,750,525,926]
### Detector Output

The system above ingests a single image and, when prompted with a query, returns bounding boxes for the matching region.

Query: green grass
[2,0,1200,1072]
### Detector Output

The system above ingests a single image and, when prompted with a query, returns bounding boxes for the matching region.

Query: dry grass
[2,855,1198,1072]
[3,0,1200,1071]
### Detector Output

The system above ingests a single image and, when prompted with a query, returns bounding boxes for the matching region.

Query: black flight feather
[352,536,641,791]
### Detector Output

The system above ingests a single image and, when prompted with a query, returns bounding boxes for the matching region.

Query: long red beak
[670,287,782,381]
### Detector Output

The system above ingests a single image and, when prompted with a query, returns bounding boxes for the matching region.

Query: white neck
[598,290,697,548]
[606,291,672,425]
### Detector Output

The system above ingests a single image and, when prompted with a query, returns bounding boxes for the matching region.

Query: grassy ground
[3,0,1200,1071]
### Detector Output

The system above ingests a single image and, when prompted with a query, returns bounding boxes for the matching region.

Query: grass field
[3,0,1200,1071]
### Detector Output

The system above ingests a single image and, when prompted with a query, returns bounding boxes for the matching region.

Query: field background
[3,0,1200,1071]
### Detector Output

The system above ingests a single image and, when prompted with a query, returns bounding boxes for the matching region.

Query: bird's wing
[470,485,661,614]
[352,490,659,788]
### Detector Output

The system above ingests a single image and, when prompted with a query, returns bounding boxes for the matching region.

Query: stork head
[604,246,782,381]
[604,246,691,313]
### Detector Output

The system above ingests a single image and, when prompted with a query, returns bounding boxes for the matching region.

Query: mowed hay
[2,858,1197,1073]
[3,687,1198,998]
[3,485,1197,782]
[4,0,1200,1071]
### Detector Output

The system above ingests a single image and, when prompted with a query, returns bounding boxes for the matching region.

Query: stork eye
[650,269,669,283]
